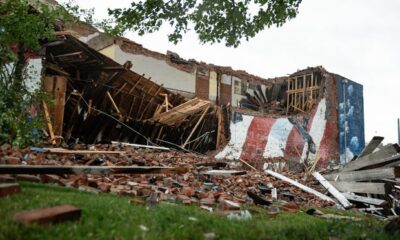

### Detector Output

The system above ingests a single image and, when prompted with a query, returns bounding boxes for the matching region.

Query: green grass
[0,182,397,240]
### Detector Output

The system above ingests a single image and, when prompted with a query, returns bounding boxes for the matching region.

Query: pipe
[398,118,400,144]
[343,79,348,163]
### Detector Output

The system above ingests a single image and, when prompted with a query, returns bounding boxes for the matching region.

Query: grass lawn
[0,182,397,240]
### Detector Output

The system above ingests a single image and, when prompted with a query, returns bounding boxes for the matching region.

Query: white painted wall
[231,76,245,107]
[25,58,43,92]
[209,71,218,101]
[113,45,196,93]
[215,115,254,160]
[2,58,42,93]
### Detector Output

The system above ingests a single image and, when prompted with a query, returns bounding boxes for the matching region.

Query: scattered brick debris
[1,144,334,210]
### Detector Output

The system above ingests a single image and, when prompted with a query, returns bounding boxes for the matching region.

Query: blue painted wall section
[337,76,365,163]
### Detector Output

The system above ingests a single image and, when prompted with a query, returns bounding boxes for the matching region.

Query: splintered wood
[318,136,400,218]
[148,98,211,127]
[43,35,227,153]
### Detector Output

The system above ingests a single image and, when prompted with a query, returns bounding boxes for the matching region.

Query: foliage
[106,0,302,47]
[0,182,397,240]
[0,0,67,147]
[0,59,44,147]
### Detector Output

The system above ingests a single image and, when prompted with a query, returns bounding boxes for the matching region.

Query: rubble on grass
[0,143,334,211]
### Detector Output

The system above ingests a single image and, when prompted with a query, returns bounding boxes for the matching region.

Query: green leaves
[0,0,64,147]
[107,0,302,47]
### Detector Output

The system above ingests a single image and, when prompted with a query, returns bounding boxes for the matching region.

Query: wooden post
[43,76,67,145]
[106,91,122,118]
[181,105,210,149]
[42,101,56,145]
[216,106,222,149]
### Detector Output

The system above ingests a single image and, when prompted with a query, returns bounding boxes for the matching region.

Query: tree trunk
[13,41,26,92]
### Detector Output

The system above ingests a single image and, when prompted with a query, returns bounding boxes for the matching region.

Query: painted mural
[337,77,365,164]
[216,98,337,168]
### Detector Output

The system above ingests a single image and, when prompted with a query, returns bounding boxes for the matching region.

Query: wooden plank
[358,136,384,158]
[376,155,400,168]
[111,141,170,151]
[106,91,122,117]
[216,106,222,149]
[181,105,210,148]
[341,193,387,206]
[45,63,70,76]
[113,82,127,97]
[329,181,388,195]
[341,144,400,172]
[42,101,56,145]
[53,76,67,143]
[203,170,247,176]
[43,76,67,142]
[139,84,163,120]
[324,167,400,181]
[128,74,144,94]
[0,165,188,175]
[157,100,211,126]
[265,169,334,202]
[41,148,125,155]
[312,172,352,208]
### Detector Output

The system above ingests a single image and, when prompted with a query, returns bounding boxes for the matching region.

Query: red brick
[16,175,40,183]
[181,187,193,197]
[14,204,81,225]
[3,156,21,164]
[0,175,16,183]
[218,199,241,211]
[0,183,21,197]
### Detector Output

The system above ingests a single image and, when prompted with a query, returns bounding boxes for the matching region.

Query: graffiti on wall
[337,77,365,163]
[216,98,335,167]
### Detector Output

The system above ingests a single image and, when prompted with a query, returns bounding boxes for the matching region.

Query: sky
[60,0,400,144]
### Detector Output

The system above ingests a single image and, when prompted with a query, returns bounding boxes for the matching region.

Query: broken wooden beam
[42,101,56,145]
[39,148,125,155]
[324,167,400,182]
[111,141,170,151]
[181,104,210,148]
[0,165,188,175]
[312,172,352,208]
[341,144,400,172]
[106,91,122,118]
[203,170,247,176]
[341,193,387,206]
[329,181,388,195]
[14,204,81,225]
[358,136,384,158]
[265,169,334,202]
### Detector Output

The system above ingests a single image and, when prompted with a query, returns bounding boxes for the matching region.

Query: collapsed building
[217,67,365,169]
[18,10,365,170]
[61,22,365,168]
